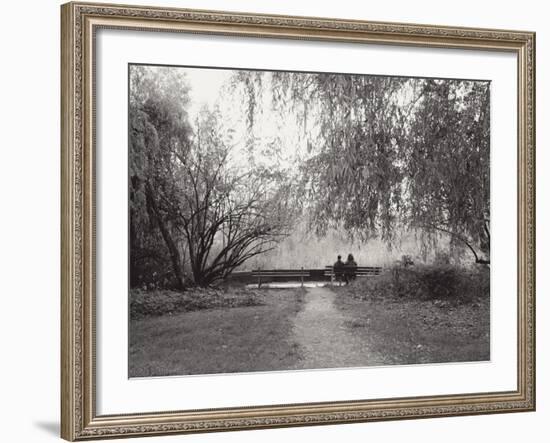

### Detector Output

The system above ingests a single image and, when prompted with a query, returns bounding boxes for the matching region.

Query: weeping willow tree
[405,80,490,264]
[230,70,490,264]
[129,65,193,288]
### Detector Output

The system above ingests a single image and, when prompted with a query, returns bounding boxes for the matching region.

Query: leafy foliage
[129,66,193,288]
[343,263,490,304]
[129,66,294,288]
[235,71,490,263]
[130,66,491,291]
[405,80,490,263]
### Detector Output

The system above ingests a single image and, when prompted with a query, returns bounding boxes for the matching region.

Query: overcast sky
[184,67,232,118]
[181,66,309,175]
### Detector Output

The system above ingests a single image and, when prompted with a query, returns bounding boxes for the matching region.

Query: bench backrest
[325,266,382,276]
[252,269,309,277]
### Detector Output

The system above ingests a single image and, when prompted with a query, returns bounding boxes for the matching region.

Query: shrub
[130,286,265,319]
[343,264,489,304]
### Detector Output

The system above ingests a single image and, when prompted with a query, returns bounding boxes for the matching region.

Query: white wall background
[0,0,546,442]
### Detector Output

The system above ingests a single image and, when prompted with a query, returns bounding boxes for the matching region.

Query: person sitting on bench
[333,255,345,284]
[344,253,358,284]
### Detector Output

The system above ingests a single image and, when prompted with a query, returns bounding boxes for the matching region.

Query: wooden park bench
[324,265,383,285]
[252,268,309,288]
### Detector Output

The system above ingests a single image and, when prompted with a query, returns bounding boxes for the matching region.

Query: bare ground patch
[289,286,391,370]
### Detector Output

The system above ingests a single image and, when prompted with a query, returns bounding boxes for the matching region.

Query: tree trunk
[145,183,186,289]
[423,224,490,265]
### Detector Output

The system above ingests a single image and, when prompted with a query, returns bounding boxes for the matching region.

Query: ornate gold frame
[61,2,536,440]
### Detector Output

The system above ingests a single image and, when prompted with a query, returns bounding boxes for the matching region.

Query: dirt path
[290,286,390,370]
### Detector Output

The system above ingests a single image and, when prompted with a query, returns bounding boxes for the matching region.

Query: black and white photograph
[0,0,545,441]
[128,63,491,378]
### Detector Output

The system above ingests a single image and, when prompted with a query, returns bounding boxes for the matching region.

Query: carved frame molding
[61,2,535,440]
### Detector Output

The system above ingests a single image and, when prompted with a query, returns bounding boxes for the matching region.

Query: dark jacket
[333,259,345,279]
[344,259,358,280]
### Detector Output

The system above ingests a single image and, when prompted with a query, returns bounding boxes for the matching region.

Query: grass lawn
[333,286,490,365]
[129,288,305,377]
[129,275,490,377]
